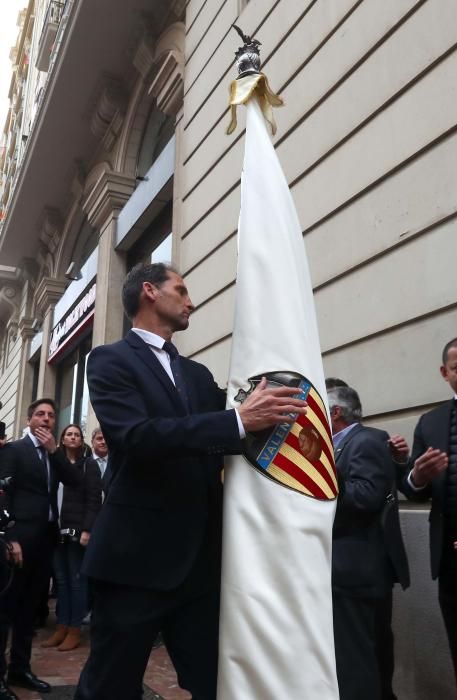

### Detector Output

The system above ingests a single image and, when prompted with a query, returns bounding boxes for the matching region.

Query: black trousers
[439,550,457,686]
[374,592,397,700]
[0,524,56,677]
[74,541,220,700]
[333,593,381,700]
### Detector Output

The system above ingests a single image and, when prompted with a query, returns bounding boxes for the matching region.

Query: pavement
[7,611,190,700]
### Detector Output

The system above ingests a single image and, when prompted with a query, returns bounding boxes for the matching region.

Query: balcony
[35,1,65,72]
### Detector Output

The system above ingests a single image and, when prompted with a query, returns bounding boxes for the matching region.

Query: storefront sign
[48,282,96,361]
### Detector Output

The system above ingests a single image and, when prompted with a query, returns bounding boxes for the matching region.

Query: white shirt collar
[131,328,167,350]
[26,427,40,448]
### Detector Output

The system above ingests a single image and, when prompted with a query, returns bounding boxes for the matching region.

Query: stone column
[83,169,135,348]
[34,277,67,399]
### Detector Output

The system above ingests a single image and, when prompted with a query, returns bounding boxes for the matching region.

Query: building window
[136,106,174,180]
[127,201,173,268]
[55,332,92,438]
[151,234,172,264]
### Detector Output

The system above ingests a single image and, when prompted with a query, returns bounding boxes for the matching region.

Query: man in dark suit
[91,427,110,494]
[328,385,409,700]
[74,262,307,700]
[326,378,410,700]
[0,399,83,700]
[402,337,457,683]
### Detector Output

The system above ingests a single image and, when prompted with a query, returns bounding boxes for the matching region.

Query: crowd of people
[0,261,455,700]
[0,418,109,699]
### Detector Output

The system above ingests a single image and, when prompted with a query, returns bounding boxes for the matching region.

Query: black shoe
[7,670,51,693]
[0,680,18,700]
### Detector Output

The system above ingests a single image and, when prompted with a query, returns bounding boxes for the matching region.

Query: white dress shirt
[95,455,108,477]
[131,327,245,438]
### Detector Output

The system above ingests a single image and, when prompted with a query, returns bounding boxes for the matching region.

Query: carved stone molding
[149,51,183,116]
[148,23,185,116]
[0,282,20,323]
[37,207,63,261]
[83,169,135,232]
[0,267,19,285]
[6,319,18,344]
[90,77,127,152]
[169,0,186,20]
[133,36,155,79]
[19,317,36,341]
[34,277,66,317]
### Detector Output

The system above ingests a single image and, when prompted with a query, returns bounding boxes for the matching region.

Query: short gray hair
[91,426,103,440]
[327,386,362,423]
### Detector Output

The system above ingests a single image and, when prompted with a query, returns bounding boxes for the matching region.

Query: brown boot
[41,624,68,648]
[57,626,81,651]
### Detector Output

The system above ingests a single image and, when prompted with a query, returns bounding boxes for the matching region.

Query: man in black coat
[0,399,83,700]
[328,386,409,700]
[402,337,457,683]
[74,262,307,700]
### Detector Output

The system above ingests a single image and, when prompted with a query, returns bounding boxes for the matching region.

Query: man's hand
[388,434,410,463]
[35,427,57,454]
[7,541,23,567]
[237,377,307,433]
[411,447,448,487]
[80,531,90,547]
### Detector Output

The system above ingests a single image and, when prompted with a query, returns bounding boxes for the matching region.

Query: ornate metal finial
[232,24,261,78]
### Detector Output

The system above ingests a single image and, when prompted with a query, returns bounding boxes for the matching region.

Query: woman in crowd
[42,424,102,651]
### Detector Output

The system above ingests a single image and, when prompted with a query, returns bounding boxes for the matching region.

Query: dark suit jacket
[0,435,82,553]
[332,424,409,597]
[83,330,242,591]
[402,399,454,579]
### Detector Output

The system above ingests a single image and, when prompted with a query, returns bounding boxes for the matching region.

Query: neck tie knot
[163,340,178,359]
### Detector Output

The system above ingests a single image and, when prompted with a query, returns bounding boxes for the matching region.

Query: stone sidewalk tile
[8,618,190,700]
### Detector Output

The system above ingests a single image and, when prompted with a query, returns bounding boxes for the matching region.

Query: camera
[0,477,15,534]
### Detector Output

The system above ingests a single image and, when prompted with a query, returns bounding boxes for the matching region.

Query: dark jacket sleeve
[81,458,102,532]
[87,345,241,461]
[338,433,391,515]
[401,415,432,501]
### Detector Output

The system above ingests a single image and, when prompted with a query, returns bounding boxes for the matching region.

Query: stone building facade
[0,0,456,696]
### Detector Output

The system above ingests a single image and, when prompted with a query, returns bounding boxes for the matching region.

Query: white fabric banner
[217,97,339,699]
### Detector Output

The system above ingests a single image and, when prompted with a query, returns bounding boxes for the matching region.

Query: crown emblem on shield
[234,371,338,500]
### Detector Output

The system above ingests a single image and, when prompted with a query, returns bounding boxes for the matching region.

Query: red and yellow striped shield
[235,372,338,500]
